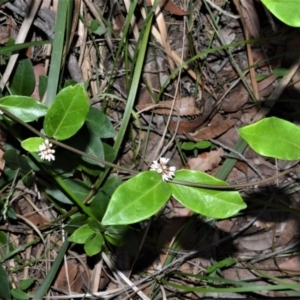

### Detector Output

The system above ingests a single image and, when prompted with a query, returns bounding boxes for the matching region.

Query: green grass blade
[0,40,51,56]
[45,1,68,106]
[216,138,248,180]
[113,10,153,155]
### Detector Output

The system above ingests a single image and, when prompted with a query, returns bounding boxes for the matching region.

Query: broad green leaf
[171,170,246,219]
[81,134,104,167]
[21,137,44,152]
[0,96,48,122]
[85,107,116,138]
[38,75,48,100]
[238,117,300,160]
[90,191,110,221]
[103,142,116,162]
[0,264,11,300]
[102,171,171,225]
[90,177,121,221]
[43,84,89,140]
[11,289,28,300]
[46,179,90,205]
[88,218,105,231]
[69,224,95,244]
[104,234,124,247]
[261,0,300,27]
[10,58,35,96]
[3,149,31,173]
[84,233,104,256]
[18,278,34,291]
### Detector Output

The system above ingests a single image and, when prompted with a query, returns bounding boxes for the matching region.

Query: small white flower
[150,157,176,181]
[0,110,3,115]
[38,139,55,161]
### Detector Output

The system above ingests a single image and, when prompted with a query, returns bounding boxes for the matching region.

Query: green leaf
[85,107,115,138]
[93,26,107,36]
[103,142,116,162]
[21,137,44,152]
[18,278,34,291]
[206,258,236,274]
[273,68,290,77]
[181,142,196,150]
[102,171,171,225]
[0,264,11,300]
[43,84,89,140]
[238,117,300,160]
[261,0,300,27]
[89,19,99,32]
[256,74,269,82]
[46,179,90,205]
[10,58,35,96]
[84,233,104,256]
[69,224,95,244]
[11,289,28,300]
[38,75,48,100]
[81,134,104,167]
[195,140,211,149]
[0,96,48,122]
[171,170,246,219]
[3,149,31,173]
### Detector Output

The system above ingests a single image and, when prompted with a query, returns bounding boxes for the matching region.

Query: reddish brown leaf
[186,112,241,140]
[186,148,224,172]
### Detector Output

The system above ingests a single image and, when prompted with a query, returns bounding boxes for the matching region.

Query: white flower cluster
[38,139,55,161]
[150,157,176,181]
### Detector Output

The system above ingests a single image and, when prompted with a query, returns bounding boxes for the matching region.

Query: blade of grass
[216,138,248,180]
[163,278,300,294]
[45,1,69,106]
[0,40,51,56]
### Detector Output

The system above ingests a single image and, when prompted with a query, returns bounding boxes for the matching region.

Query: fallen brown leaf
[186,112,241,140]
[145,0,189,16]
[186,148,224,171]
[137,97,201,116]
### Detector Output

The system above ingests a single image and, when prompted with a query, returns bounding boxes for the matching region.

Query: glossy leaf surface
[239,117,300,160]
[84,233,104,256]
[102,171,171,225]
[21,137,44,152]
[10,58,35,96]
[171,170,246,219]
[262,0,300,27]
[0,96,47,122]
[44,84,89,140]
[69,225,94,244]
[85,107,115,138]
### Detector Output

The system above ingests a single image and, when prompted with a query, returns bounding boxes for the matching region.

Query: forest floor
[1,0,300,299]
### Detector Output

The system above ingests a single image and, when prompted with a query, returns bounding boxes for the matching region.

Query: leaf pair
[102,170,246,225]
